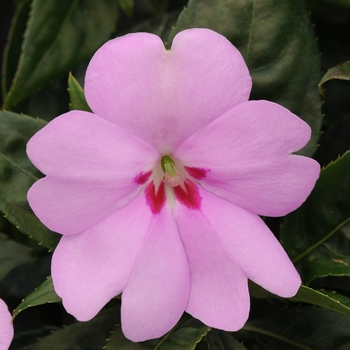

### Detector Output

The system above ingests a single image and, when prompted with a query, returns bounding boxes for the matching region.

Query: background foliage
[0,0,350,349]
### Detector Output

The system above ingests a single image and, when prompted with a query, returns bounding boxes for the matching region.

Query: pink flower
[0,299,13,350]
[27,29,320,341]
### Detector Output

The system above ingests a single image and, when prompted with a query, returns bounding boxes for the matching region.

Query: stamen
[161,155,181,187]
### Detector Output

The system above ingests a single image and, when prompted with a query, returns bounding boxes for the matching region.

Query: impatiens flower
[27,28,320,341]
[0,299,13,350]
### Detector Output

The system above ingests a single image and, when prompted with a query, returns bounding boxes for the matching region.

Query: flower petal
[174,100,320,216]
[27,110,159,182]
[200,189,301,297]
[0,299,13,350]
[27,110,160,234]
[85,28,251,152]
[173,201,250,331]
[28,177,143,235]
[121,205,190,342]
[51,194,152,321]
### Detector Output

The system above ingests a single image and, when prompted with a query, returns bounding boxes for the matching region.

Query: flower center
[161,155,182,187]
[134,157,207,214]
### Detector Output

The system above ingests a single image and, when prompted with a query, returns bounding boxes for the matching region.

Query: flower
[27,28,320,341]
[0,299,13,350]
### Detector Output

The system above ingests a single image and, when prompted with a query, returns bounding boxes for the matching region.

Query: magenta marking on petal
[184,166,210,180]
[174,179,201,210]
[134,171,152,185]
[145,181,166,214]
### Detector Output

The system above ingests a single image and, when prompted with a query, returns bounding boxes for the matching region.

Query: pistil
[161,155,182,187]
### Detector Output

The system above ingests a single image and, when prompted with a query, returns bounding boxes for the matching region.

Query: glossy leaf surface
[2,0,119,108]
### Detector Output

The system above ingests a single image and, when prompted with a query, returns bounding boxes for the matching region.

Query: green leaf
[2,0,119,109]
[129,9,180,43]
[207,330,248,350]
[250,283,350,318]
[1,0,31,100]
[156,318,210,350]
[13,276,61,318]
[146,0,169,14]
[68,73,91,112]
[118,0,134,17]
[105,318,210,350]
[0,233,34,281]
[10,326,60,350]
[169,0,322,156]
[25,308,119,350]
[281,151,350,283]
[106,326,151,350]
[319,61,350,93]
[0,110,60,250]
[241,307,350,350]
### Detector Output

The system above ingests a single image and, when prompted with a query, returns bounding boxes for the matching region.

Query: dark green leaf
[105,318,210,350]
[13,276,61,318]
[241,307,350,350]
[319,61,350,93]
[290,286,350,317]
[10,326,60,350]
[68,73,91,112]
[169,0,322,156]
[207,330,248,350]
[146,0,169,14]
[0,233,34,280]
[250,283,350,318]
[20,78,70,121]
[0,110,60,250]
[105,326,151,350]
[157,318,210,350]
[1,0,31,100]
[2,0,119,109]
[281,151,350,283]
[128,9,180,43]
[26,308,119,350]
[118,0,134,17]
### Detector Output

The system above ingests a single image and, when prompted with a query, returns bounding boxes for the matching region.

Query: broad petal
[173,201,250,331]
[0,299,13,350]
[200,189,301,297]
[27,111,159,234]
[85,28,251,153]
[28,177,142,235]
[174,100,320,216]
[51,195,152,321]
[121,205,190,342]
[27,111,159,182]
